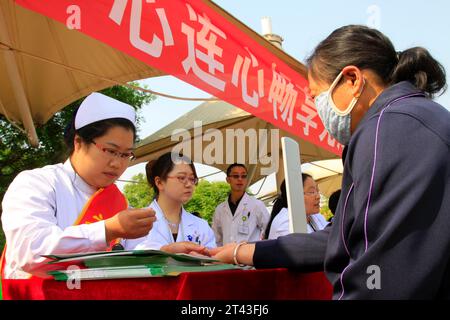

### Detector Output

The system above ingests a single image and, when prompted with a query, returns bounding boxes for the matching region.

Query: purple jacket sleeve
[253,225,330,272]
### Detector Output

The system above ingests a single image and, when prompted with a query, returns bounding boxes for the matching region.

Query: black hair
[264,173,312,239]
[328,189,341,215]
[226,163,247,176]
[145,152,198,196]
[64,107,136,155]
[306,25,446,98]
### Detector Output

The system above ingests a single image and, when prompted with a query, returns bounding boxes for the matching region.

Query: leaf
[1,166,14,175]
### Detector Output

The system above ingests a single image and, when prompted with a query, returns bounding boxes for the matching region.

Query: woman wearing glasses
[265,174,329,240]
[124,152,216,251]
[1,93,204,279]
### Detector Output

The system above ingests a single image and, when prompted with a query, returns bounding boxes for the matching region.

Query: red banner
[15,0,341,155]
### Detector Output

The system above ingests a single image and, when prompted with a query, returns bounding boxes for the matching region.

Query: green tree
[184,180,230,224]
[122,177,230,225]
[123,173,153,208]
[320,196,334,222]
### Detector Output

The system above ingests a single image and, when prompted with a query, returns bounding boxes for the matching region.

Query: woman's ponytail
[390,47,447,98]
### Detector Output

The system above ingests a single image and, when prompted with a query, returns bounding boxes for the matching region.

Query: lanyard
[153,200,185,243]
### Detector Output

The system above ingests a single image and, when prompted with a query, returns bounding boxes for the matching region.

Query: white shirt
[1,160,108,279]
[124,199,216,250]
[268,207,330,239]
[212,193,270,246]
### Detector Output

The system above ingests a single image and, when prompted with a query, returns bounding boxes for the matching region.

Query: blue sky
[118,0,450,190]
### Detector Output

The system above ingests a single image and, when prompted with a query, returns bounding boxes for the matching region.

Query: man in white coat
[212,164,269,246]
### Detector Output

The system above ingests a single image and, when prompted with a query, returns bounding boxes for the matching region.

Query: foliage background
[123,173,230,225]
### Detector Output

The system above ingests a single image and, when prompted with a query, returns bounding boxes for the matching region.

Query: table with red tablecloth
[2,268,332,300]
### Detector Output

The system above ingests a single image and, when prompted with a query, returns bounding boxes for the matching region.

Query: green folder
[43,249,249,280]
[42,249,219,265]
[48,263,243,281]
[84,255,169,268]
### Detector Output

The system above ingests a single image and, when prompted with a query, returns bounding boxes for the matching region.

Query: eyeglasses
[228,174,248,179]
[167,175,198,186]
[304,190,320,196]
[91,141,136,161]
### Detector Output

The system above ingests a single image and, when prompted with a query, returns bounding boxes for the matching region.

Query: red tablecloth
[2,268,332,300]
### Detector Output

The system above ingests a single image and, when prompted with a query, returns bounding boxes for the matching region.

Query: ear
[154,176,164,191]
[341,65,365,97]
[226,176,231,184]
[73,135,84,152]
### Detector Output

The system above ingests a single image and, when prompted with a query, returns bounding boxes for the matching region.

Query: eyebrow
[105,142,134,151]
[173,170,194,175]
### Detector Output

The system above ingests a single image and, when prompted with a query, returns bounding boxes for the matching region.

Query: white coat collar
[181,208,196,227]
[150,199,192,224]
[63,159,97,195]
[150,199,168,221]
[224,192,251,221]
[309,212,329,230]
[150,199,196,242]
[241,193,251,205]
[226,192,250,208]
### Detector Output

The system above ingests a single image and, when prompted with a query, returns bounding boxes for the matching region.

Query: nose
[109,157,123,169]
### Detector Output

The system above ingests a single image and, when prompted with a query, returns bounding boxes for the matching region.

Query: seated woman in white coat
[265,174,329,239]
[125,152,216,250]
[1,93,205,279]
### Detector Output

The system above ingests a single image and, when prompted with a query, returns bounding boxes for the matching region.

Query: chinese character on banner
[268,64,298,127]
[181,4,227,91]
[109,0,174,58]
[231,48,264,108]
[319,128,342,150]
[296,86,319,136]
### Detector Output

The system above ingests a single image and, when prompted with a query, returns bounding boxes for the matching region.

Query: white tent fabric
[0,0,164,145]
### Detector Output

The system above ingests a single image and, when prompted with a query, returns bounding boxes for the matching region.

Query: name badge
[238,225,249,235]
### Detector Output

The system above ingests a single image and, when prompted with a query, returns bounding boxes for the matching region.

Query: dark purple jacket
[254,81,450,299]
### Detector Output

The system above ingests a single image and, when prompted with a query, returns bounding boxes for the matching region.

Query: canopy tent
[133,101,339,186]
[0,0,165,146]
[8,0,342,158]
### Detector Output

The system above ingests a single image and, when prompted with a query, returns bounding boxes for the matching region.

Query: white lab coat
[268,207,330,239]
[124,199,216,250]
[1,160,108,279]
[212,193,269,246]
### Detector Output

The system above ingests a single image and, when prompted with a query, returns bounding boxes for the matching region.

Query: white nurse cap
[74,92,136,130]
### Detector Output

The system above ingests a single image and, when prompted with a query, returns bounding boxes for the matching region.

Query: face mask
[314,71,365,145]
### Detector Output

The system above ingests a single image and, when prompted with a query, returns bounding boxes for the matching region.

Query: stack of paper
[41,249,244,281]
